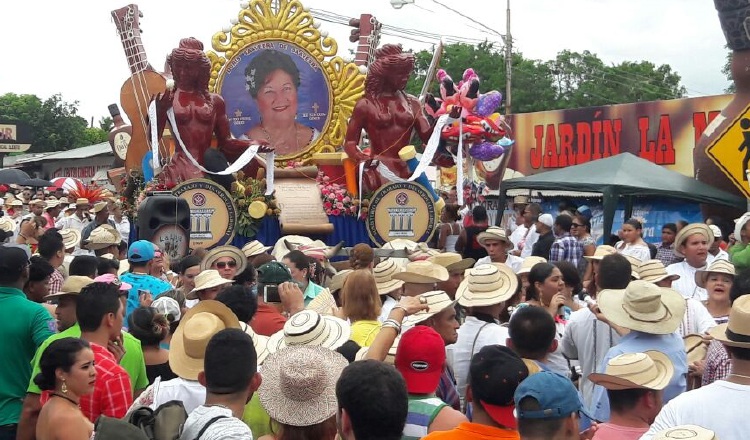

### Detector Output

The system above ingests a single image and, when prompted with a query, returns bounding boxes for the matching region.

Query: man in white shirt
[641,295,750,440]
[474,226,523,273]
[707,224,729,263]
[179,328,260,440]
[446,264,517,403]
[666,223,713,301]
[519,203,542,258]
[561,252,630,408]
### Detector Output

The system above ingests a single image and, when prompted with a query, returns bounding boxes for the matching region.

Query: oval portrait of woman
[218,41,331,158]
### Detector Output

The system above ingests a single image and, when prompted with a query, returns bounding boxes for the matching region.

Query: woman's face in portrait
[256,69,298,122]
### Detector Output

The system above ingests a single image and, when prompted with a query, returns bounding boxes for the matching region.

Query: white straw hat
[267,310,351,353]
[84,224,122,250]
[241,240,271,258]
[674,223,714,258]
[428,252,475,273]
[589,351,674,390]
[403,290,456,326]
[638,259,680,284]
[708,295,750,349]
[456,263,518,307]
[59,229,81,250]
[200,245,247,275]
[653,425,717,440]
[239,322,270,365]
[476,226,512,247]
[597,280,686,334]
[583,245,617,261]
[695,259,735,289]
[517,256,547,275]
[187,270,234,300]
[391,260,449,284]
[0,217,15,233]
[373,259,405,295]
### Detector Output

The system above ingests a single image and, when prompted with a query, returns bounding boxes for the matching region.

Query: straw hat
[734,212,750,245]
[306,288,337,315]
[241,240,271,258]
[584,245,617,261]
[91,202,108,214]
[43,276,94,300]
[239,322,270,365]
[187,270,234,300]
[476,226,511,247]
[29,199,45,207]
[517,256,547,276]
[258,345,348,427]
[267,309,351,353]
[45,199,60,210]
[59,229,81,250]
[58,197,69,205]
[391,260,449,284]
[327,269,352,293]
[374,260,405,295]
[428,252,475,273]
[355,334,400,365]
[622,254,642,280]
[653,426,717,440]
[684,334,708,365]
[10,200,22,207]
[597,280,686,334]
[674,223,714,258]
[84,225,122,250]
[638,259,680,284]
[709,295,750,348]
[75,198,90,206]
[456,263,518,308]
[200,245,247,274]
[169,300,240,380]
[588,351,673,390]
[64,203,76,212]
[403,290,456,326]
[0,217,15,233]
[695,259,735,289]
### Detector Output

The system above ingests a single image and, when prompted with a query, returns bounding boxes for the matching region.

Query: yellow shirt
[350,320,382,347]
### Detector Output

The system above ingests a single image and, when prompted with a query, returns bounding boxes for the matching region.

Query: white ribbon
[408,113,455,182]
[264,152,275,196]
[377,162,406,183]
[148,100,265,177]
[358,162,365,217]
[457,118,464,206]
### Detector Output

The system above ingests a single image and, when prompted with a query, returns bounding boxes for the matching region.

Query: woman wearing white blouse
[615,218,651,262]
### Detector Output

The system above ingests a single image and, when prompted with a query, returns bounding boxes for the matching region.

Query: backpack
[127,400,188,440]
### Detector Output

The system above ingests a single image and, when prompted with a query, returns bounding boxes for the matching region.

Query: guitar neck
[353,14,381,67]
[112,5,151,75]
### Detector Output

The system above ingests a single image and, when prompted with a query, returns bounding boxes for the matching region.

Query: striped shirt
[436,366,460,411]
[402,396,447,440]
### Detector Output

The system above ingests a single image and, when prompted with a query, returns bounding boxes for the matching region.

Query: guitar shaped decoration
[112,4,168,173]
[349,14,382,68]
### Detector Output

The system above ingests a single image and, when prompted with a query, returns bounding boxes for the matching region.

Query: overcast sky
[1,0,730,124]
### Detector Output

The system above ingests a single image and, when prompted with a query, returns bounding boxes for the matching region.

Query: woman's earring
[61,379,68,394]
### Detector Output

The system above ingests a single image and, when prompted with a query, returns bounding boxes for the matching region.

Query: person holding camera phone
[251,261,309,337]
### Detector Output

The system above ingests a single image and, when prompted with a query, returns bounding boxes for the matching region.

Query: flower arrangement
[317,172,367,218]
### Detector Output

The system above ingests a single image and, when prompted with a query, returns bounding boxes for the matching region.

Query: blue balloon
[142,152,154,182]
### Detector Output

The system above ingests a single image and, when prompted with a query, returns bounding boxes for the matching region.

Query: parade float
[112,0,513,259]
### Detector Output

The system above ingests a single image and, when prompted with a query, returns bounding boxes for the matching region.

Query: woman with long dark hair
[34,338,96,440]
[615,218,651,262]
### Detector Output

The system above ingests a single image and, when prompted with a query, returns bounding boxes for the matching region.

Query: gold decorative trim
[208,0,365,166]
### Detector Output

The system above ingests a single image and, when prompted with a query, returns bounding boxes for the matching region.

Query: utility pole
[505,0,512,116]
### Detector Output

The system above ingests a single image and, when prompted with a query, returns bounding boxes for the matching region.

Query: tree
[722,48,735,93]
[0,93,90,153]
[405,43,687,114]
[81,127,108,146]
[99,116,114,132]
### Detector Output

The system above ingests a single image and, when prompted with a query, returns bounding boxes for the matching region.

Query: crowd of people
[1,184,747,440]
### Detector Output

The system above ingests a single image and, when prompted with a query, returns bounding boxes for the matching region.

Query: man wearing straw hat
[642,295,750,440]
[428,253,474,301]
[562,252,630,408]
[588,351,674,439]
[179,329,260,440]
[54,198,91,233]
[473,226,523,273]
[590,280,688,423]
[448,264,518,403]
[41,200,60,231]
[405,290,462,410]
[392,260,449,298]
[665,223,714,301]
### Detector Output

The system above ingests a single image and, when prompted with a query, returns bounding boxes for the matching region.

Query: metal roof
[13,142,112,165]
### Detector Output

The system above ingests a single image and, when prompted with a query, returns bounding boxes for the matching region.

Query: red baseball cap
[395,326,445,394]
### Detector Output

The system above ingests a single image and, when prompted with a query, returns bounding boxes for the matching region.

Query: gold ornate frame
[208,0,365,165]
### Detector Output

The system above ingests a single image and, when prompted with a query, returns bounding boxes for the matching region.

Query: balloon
[475,91,503,117]
[142,152,154,182]
[469,141,505,161]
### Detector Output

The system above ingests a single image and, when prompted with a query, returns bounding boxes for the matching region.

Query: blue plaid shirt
[549,233,584,267]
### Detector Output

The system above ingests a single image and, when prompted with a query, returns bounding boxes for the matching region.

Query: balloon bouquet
[424,68,514,167]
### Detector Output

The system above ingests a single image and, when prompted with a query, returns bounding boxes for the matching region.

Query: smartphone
[264,284,281,303]
[138,289,150,298]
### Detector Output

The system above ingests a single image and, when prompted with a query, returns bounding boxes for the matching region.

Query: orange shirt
[422,422,520,440]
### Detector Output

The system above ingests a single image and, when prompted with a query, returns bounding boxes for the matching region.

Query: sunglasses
[216,261,237,269]
[571,223,582,228]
